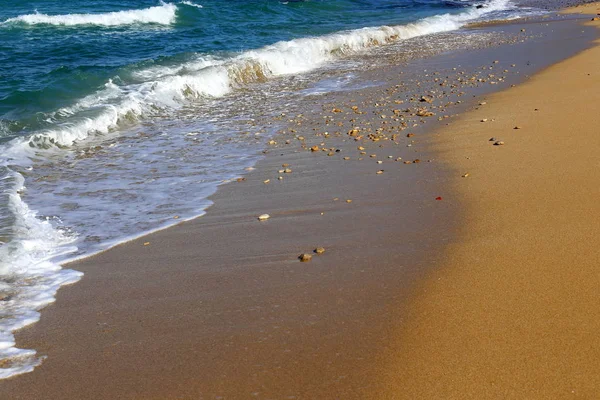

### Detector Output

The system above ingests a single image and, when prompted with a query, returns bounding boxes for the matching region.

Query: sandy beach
[1,3,600,399]
[381,3,600,398]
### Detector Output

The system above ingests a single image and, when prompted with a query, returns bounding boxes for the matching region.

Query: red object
[435,196,443,201]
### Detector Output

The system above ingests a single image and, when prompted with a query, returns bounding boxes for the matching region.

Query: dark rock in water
[476,5,484,9]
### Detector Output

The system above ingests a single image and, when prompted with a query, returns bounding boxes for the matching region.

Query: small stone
[481,119,488,122]
[278,176,283,180]
[489,137,497,142]
[258,214,270,221]
[263,179,270,184]
[314,247,326,255]
[376,170,384,174]
[413,159,421,163]
[310,145,320,152]
[494,141,505,146]
[406,133,415,138]
[284,168,292,173]
[299,253,313,262]
[346,199,352,203]
[377,161,383,164]
[514,126,522,130]
[282,163,290,167]
[343,157,350,160]
[174,216,179,219]
[462,173,470,178]
[143,242,150,246]
[403,161,412,164]
[236,178,246,182]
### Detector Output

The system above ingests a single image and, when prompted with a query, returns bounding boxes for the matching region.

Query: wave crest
[2,4,177,27]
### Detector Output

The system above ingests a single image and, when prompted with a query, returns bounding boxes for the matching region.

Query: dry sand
[1,5,599,400]
[380,3,600,398]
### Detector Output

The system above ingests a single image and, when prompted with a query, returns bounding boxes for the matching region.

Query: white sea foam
[2,3,177,27]
[0,170,82,379]
[180,1,203,9]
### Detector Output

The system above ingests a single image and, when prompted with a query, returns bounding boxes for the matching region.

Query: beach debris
[494,141,505,146]
[299,253,313,262]
[314,247,326,255]
[143,242,150,246]
[416,108,435,117]
[435,197,443,201]
[258,214,270,221]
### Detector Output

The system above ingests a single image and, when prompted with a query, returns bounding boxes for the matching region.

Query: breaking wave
[2,3,177,27]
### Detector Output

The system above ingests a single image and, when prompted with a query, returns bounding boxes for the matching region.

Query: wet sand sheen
[1,5,599,400]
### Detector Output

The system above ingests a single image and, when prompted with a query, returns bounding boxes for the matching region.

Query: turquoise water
[0,0,532,378]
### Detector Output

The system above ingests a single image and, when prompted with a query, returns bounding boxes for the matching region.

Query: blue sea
[0,0,538,378]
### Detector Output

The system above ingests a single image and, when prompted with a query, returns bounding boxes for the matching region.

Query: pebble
[284,168,292,173]
[481,119,488,122]
[514,126,522,130]
[299,253,313,262]
[376,170,384,174]
[377,160,383,164]
[258,214,270,221]
[462,173,470,178]
[263,179,270,184]
[494,141,505,146]
[314,247,326,255]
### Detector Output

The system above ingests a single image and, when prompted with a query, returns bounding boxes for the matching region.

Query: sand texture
[382,4,600,398]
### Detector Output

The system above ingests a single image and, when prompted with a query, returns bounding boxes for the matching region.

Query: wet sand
[382,3,600,398]
[1,5,600,400]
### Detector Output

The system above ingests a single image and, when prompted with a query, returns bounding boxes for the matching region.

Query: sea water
[0,0,541,378]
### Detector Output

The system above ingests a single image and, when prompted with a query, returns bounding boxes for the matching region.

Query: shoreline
[2,4,600,398]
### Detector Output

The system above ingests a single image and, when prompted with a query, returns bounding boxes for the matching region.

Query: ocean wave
[2,3,177,27]
[22,0,512,149]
